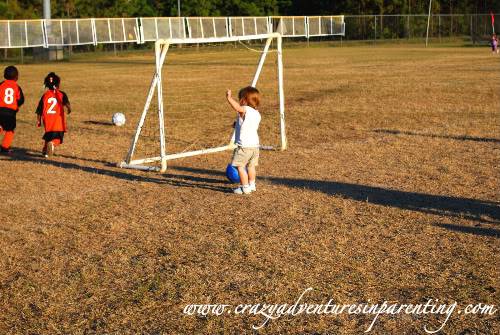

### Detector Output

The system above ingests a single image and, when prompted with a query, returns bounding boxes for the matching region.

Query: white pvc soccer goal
[119,32,286,173]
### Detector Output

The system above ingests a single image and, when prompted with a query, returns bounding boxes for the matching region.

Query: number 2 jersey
[36,89,70,133]
[0,80,25,131]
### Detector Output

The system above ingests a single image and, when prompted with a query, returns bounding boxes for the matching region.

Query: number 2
[4,88,14,104]
[46,97,58,114]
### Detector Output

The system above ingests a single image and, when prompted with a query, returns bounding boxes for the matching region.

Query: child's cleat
[0,146,13,155]
[249,183,256,192]
[46,142,55,157]
[233,185,252,195]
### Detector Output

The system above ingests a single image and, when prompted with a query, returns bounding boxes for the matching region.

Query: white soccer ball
[112,113,126,127]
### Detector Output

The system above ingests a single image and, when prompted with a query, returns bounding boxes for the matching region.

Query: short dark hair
[44,72,61,90]
[4,66,18,80]
[238,86,261,109]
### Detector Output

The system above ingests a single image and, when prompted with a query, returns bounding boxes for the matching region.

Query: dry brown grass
[0,43,499,334]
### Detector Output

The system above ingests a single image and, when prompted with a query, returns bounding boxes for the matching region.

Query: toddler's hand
[226,89,232,99]
[36,121,41,128]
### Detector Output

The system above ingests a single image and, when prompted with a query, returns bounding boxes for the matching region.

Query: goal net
[119,33,286,172]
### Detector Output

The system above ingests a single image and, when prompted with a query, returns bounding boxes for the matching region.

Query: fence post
[374,15,377,43]
[469,15,473,43]
[472,14,476,45]
[306,16,310,46]
[407,15,410,39]
[362,16,365,40]
[438,15,441,42]
[426,0,432,47]
[450,14,453,38]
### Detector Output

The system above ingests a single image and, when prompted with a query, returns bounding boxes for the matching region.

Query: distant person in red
[0,66,25,154]
[36,72,71,158]
[492,34,499,54]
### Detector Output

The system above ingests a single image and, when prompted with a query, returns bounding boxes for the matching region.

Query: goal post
[119,32,286,173]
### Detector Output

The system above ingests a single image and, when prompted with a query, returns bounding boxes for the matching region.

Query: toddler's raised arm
[226,89,245,116]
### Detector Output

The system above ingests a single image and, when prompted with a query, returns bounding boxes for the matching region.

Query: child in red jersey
[0,66,25,154]
[36,72,71,157]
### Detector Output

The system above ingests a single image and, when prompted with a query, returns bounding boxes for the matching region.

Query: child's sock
[42,142,48,153]
[46,141,55,157]
[1,131,14,149]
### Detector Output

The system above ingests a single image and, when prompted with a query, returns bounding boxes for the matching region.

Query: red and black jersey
[36,89,70,133]
[0,80,24,113]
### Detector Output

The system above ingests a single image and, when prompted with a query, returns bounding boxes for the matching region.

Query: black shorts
[0,110,16,131]
[43,131,65,143]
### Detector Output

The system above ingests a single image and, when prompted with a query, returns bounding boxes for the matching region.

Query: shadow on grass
[373,129,500,143]
[7,153,499,224]
[434,223,500,238]
[9,148,230,193]
[83,120,114,126]
[172,166,500,224]
[268,177,500,224]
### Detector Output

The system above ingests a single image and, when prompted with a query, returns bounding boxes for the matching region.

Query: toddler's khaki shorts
[231,146,259,167]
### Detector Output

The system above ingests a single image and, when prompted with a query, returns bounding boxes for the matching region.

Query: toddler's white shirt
[235,106,261,148]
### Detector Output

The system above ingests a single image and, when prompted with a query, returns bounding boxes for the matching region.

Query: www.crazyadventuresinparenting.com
[182,287,497,333]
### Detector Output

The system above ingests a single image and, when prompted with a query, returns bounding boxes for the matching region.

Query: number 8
[4,88,14,104]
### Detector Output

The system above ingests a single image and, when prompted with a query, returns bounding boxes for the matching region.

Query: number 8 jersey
[0,80,23,111]
[36,89,70,132]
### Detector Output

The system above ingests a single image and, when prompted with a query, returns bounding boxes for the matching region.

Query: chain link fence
[343,14,498,43]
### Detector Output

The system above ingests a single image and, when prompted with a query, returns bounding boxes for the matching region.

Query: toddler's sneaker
[233,185,252,195]
[249,183,256,192]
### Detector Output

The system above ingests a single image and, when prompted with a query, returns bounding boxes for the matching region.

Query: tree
[0,0,499,20]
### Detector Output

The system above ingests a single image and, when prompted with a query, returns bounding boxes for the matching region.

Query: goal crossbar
[158,32,280,45]
[119,32,286,173]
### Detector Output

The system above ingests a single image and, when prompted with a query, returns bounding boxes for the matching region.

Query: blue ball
[225,164,241,184]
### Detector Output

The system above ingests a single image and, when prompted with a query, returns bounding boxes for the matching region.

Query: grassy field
[0,43,499,334]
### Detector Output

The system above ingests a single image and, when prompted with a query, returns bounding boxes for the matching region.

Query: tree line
[1,0,499,19]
